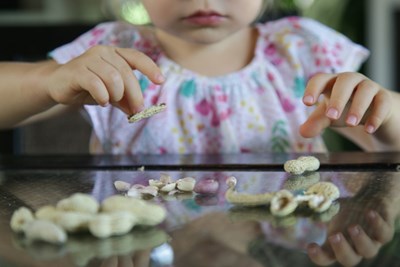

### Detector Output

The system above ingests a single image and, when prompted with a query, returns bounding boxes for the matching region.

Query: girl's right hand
[306,198,394,267]
[45,45,165,115]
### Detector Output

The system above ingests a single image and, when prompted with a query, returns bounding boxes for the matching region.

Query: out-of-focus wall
[0,0,105,25]
[0,0,105,154]
[366,0,400,92]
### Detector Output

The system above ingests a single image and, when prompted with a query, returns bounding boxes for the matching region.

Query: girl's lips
[183,11,226,26]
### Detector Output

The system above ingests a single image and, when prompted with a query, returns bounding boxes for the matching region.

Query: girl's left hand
[299,72,392,138]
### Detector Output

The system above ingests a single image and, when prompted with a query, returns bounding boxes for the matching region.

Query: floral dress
[50,16,369,155]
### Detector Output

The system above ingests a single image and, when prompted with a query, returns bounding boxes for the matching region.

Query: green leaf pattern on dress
[270,120,290,152]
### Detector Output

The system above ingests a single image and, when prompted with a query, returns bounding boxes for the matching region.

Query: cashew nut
[127,185,159,199]
[101,195,166,226]
[176,177,196,192]
[53,211,94,233]
[89,211,136,238]
[24,220,67,244]
[56,193,99,214]
[10,207,34,232]
[160,182,177,192]
[35,205,59,222]
[114,181,131,192]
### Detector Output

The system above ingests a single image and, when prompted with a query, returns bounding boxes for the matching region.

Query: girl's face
[141,0,264,44]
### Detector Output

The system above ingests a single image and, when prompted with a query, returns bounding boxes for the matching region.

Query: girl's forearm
[0,61,58,129]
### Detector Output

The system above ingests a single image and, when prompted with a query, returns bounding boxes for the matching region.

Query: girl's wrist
[23,61,59,109]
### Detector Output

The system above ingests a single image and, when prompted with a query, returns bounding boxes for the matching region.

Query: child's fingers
[303,73,336,105]
[328,233,362,267]
[307,243,335,266]
[78,69,110,106]
[365,210,394,243]
[299,101,331,138]
[96,49,145,113]
[325,73,366,120]
[87,57,125,103]
[348,225,380,259]
[115,48,165,113]
[363,91,391,134]
[345,80,379,126]
[115,48,165,84]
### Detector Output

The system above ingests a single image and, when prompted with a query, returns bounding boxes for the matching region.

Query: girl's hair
[102,0,273,25]
[255,0,274,23]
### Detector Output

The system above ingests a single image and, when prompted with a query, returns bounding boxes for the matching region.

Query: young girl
[0,0,399,154]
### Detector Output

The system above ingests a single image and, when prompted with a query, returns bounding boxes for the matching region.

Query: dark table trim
[1,152,399,172]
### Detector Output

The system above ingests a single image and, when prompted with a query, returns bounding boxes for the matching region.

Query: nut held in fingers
[128,103,167,123]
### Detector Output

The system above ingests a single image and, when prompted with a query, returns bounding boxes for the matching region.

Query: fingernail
[349,225,361,237]
[346,115,358,126]
[366,125,375,134]
[368,210,377,220]
[326,108,339,119]
[308,246,318,255]
[303,95,314,104]
[329,233,341,244]
[156,74,165,83]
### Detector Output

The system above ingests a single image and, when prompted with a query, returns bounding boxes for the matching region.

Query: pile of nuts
[10,193,167,244]
[114,173,220,199]
[225,155,340,218]
[225,177,340,217]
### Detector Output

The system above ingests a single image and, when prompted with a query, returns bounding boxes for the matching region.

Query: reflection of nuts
[24,220,67,244]
[314,202,340,222]
[54,212,94,233]
[305,182,340,201]
[160,182,177,192]
[149,179,164,188]
[101,195,166,226]
[10,207,34,232]
[35,205,58,221]
[127,185,159,199]
[194,179,219,195]
[308,197,332,213]
[57,193,99,214]
[224,177,340,219]
[270,190,298,217]
[159,173,173,184]
[114,181,131,191]
[225,176,273,206]
[176,177,196,192]
[89,212,136,238]
[284,156,320,175]
[283,172,320,191]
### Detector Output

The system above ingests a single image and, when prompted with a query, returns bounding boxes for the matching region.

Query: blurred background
[0,0,399,154]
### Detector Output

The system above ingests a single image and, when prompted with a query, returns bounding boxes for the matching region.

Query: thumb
[300,102,332,138]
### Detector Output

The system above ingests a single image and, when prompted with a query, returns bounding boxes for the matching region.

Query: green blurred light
[121,2,150,25]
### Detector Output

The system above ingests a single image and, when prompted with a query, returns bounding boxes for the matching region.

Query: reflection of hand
[307,198,395,267]
[170,212,264,267]
[99,251,150,267]
[13,227,168,266]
